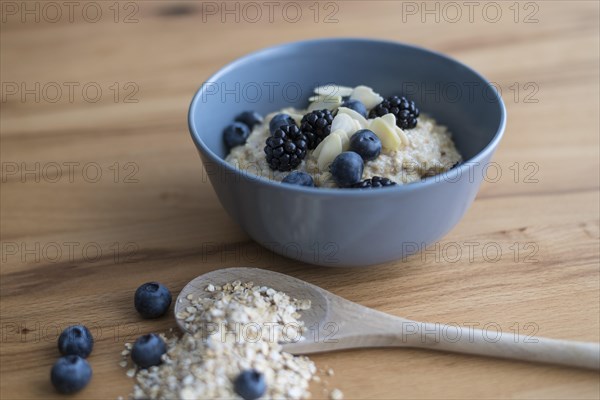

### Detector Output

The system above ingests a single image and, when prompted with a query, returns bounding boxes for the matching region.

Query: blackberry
[265,125,307,171]
[300,109,334,149]
[369,96,419,129]
[351,176,397,189]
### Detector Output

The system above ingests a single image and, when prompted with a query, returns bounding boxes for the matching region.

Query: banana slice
[332,129,350,151]
[337,107,368,129]
[381,113,396,127]
[314,84,354,97]
[379,113,409,147]
[317,133,343,171]
[312,130,347,160]
[308,95,342,111]
[331,113,358,137]
[350,85,383,109]
[369,117,402,151]
[395,126,409,147]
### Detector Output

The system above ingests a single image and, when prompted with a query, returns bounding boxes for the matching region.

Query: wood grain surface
[1,1,599,399]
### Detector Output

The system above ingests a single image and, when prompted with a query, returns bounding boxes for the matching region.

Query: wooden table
[1,1,599,399]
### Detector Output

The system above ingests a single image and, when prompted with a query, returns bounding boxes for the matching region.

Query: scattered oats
[330,388,344,400]
[327,368,335,376]
[124,342,132,350]
[126,368,136,378]
[121,349,130,356]
[124,281,325,399]
[119,360,128,368]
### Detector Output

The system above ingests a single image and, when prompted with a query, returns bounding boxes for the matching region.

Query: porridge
[224,85,461,188]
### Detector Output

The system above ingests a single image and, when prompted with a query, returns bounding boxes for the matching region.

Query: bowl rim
[188,37,506,196]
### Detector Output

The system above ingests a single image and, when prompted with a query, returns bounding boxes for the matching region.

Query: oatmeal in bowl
[224,84,462,188]
[188,38,505,266]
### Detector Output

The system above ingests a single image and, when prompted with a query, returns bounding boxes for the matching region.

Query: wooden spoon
[175,268,599,370]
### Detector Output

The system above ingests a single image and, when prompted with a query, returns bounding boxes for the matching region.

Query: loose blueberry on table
[233,369,267,400]
[134,282,172,319]
[131,333,167,369]
[58,325,94,358]
[51,355,92,394]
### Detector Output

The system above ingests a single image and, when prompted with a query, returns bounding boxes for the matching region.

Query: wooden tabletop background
[1,1,599,399]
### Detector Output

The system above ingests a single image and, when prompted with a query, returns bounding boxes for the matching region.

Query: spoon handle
[402,322,600,370]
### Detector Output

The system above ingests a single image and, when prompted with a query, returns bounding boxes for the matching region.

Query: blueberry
[58,325,94,358]
[233,370,267,400]
[234,111,263,130]
[51,355,92,394]
[224,122,251,149]
[131,333,166,369]
[282,171,314,187]
[134,282,172,319]
[349,129,382,161]
[329,152,364,187]
[341,99,368,118]
[269,113,295,135]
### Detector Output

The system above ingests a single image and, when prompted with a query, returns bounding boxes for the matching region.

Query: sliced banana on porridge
[336,107,369,129]
[313,84,354,97]
[331,113,359,137]
[369,116,403,151]
[307,94,342,111]
[349,85,384,109]
[316,131,343,171]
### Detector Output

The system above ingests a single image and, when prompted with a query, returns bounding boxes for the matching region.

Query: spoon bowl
[176,268,600,370]
[176,267,330,335]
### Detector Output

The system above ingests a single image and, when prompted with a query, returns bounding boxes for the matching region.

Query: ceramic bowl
[188,38,506,266]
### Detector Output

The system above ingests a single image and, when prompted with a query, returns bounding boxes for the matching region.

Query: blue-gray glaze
[188,38,506,267]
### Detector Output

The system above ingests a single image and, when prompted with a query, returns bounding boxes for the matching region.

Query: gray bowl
[188,38,506,267]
